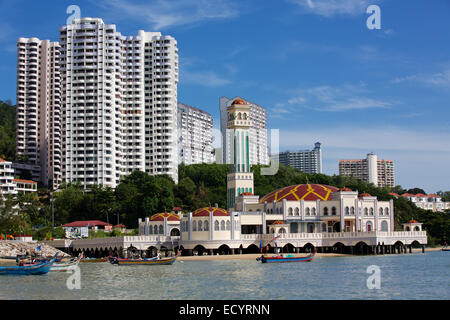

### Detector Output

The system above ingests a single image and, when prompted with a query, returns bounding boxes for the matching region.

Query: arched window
[364,208,368,216]
[237,112,242,119]
[366,221,373,232]
[295,208,300,216]
[345,207,350,216]
[385,208,389,216]
[381,221,388,231]
[379,208,384,216]
[288,208,293,216]
[332,207,337,216]
[279,228,286,234]
[198,220,203,232]
[323,207,329,216]
[312,208,316,216]
[322,223,327,232]
[153,225,158,234]
[270,228,274,234]
[226,221,231,231]
[149,225,153,234]
[214,220,219,231]
[204,220,209,231]
[192,220,197,232]
[370,208,374,216]
[306,208,310,216]
[351,207,355,215]
[414,226,420,231]
[159,225,164,234]
[220,220,225,231]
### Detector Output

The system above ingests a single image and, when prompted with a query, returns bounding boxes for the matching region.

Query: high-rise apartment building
[58,18,178,188]
[220,97,269,167]
[339,153,394,187]
[16,37,62,189]
[276,143,322,174]
[177,103,214,165]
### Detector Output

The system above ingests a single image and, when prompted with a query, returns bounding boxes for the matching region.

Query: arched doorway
[218,244,232,255]
[193,245,206,256]
[307,223,315,233]
[304,243,315,253]
[127,246,140,259]
[366,221,373,232]
[246,244,259,254]
[283,243,295,253]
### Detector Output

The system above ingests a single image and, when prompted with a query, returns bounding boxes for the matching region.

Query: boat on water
[49,254,83,272]
[110,251,181,266]
[81,257,109,263]
[257,251,316,263]
[0,254,58,275]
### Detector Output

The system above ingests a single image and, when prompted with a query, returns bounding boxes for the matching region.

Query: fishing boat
[0,254,58,275]
[110,251,181,266]
[257,251,316,263]
[50,254,83,272]
[81,257,109,263]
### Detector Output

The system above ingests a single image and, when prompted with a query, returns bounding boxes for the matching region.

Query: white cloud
[392,67,450,89]
[181,70,231,87]
[95,0,239,30]
[284,83,391,112]
[287,0,377,17]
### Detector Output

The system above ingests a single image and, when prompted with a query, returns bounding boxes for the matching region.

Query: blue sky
[0,0,449,192]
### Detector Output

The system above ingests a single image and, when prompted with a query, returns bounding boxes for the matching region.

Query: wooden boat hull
[50,255,82,272]
[258,254,314,263]
[81,258,109,263]
[0,255,57,275]
[110,252,181,266]
[110,256,178,266]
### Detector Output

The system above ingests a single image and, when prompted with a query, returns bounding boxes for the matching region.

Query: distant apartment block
[16,37,62,189]
[177,103,214,165]
[339,153,394,187]
[220,97,269,166]
[0,158,37,197]
[275,143,323,174]
[57,17,179,188]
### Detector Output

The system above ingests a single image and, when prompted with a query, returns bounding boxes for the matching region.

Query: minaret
[226,98,254,211]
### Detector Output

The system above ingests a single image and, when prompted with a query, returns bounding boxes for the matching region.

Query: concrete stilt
[421,245,425,253]
[409,245,412,254]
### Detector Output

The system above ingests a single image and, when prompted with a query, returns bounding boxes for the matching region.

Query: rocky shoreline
[0,241,69,265]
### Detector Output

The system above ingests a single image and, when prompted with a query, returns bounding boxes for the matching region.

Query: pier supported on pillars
[209,249,214,256]
[421,245,425,253]
[409,245,412,254]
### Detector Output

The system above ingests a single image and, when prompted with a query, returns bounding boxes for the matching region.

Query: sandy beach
[0,247,444,265]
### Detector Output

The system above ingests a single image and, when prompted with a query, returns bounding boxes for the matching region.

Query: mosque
[138,99,428,256]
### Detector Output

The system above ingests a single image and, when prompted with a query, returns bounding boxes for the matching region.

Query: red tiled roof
[415,193,427,197]
[60,220,112,228]
[340,188,352,192]
[272,221,285,225]
[150,213,180,222]
[193,207,229,217]
[13,179,37,184]
[260,184,339,203]
[114,224,126,228]
[388,193,399,196]
[172,207,182,211]
[408,220,420,224]
[401,193,416,197]
[427,194,441,198]
[0,158,7,162]
[359,193,372,198]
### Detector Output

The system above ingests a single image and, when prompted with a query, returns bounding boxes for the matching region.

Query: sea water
[0,251,448,300]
